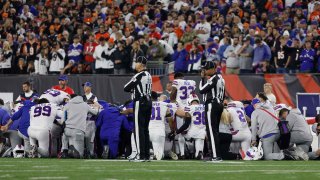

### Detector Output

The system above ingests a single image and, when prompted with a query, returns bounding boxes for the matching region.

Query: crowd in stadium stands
[0,0,319,75]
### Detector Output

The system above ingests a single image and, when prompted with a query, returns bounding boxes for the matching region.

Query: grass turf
[0,159,319,180]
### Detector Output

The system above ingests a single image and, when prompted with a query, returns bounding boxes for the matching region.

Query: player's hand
[200,69,206,78]
[168,131,176,141]
[316,126,320,134]
[1,125,8,132]
[251,140,257,147]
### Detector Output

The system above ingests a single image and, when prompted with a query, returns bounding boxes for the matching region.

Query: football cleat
[168,151,178,160]
[196,151,203,160]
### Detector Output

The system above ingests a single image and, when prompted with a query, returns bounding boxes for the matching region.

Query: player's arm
[120,108,133,115]
[176,112,191,134]
[250,111,258,146]
[88,105,100,116]
[1,108,23,131]
[55,107,64,125]
[170,86,177,102]
[199,76,216,94]
[124,73,141,92]
[166,108,175,131]
[285,56,291,68]
[175,108,187,117]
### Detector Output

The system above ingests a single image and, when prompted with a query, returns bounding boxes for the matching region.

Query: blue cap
[207,37,214,43]
[82,82,92,87]
[311,20,318,25]
[58,75,68,81]
[252,98,261,105]
[155,13,161,18]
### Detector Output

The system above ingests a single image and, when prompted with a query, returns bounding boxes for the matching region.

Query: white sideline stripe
[84,160,244,164]
[29,177,68,180]
[216,170,320,173]
[0,174,12,178]
[0,165,15,167]
[32,166,50,168]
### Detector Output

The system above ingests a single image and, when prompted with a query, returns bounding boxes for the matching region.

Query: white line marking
[29,177,68,180]
[0,174,12,178]
[216,170,320,173]
[0,165,15,167]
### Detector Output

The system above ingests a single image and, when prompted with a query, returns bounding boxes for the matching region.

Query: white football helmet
[187,94,200,105]
[13,145,25,158]
[227,101,244,109]
[244,144,263,161]
[274,104,292,117]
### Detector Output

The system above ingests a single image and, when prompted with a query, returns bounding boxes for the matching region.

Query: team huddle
[0,63,320,161]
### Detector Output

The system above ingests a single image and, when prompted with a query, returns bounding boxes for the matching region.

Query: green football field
[0,159,320,180]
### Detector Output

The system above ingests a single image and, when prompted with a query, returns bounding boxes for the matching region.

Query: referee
[124,56,152,162]
[199,61,225,162]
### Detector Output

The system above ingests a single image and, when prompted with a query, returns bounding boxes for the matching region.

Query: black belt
[134,95,151,101]
[205,98,221,104]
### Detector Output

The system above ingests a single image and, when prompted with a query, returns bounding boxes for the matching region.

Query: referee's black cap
[202,61,216,70]
[136,56,148,65]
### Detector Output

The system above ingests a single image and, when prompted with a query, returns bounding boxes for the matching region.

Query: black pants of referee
[133,97,152,160]
[205,99,224,158]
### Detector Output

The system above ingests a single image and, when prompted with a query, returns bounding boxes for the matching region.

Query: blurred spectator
[288,38,302,74]
[173,42,188,73]
[84,33,98,73]
[187,39,203,73]
[264,83,277,105]
[274,36,290,74]
[253,36,271,73]
[299,40,316,73]
[49,42,66,74]
[204,37,219,62]
[34,49,49,75]
[195,15,211,45]
[130,41,144,73]
[22,32,38,73]
[101,38,116,74]
[113,40,128,75]
[147,32,166,62]
[224,36,241,74]
[238,36,254,74]
[94,37,109,74]
[61,35,83,74]
[0,41,13,74]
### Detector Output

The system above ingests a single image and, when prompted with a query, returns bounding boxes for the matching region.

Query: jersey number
[193,111,205,125]
[179,86,195,100]
[151,107,161,120]
[44,89,61,97]
[236,110,246,123]
[34,106,52,117]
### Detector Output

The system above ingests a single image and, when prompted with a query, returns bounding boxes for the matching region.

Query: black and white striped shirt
[124,70,152,100]
[199,73,225,103]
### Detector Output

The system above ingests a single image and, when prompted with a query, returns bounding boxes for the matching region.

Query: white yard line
[29,177,68,180]
[0,165,15,167]
[0,174,13,178]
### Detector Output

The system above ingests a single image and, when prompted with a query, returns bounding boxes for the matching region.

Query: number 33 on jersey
[172,79,196,106]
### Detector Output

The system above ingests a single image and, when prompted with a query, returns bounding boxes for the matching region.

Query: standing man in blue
[124,56,152,162]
